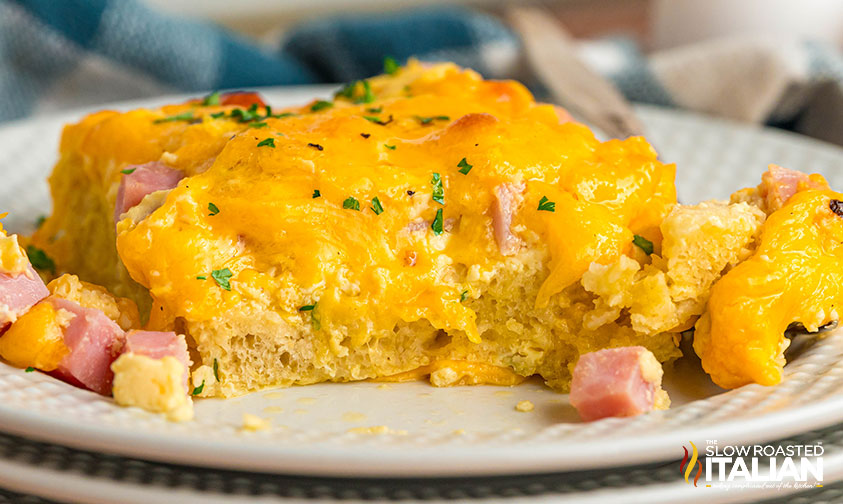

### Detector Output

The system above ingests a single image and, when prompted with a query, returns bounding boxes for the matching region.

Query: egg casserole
[31,61,790,397]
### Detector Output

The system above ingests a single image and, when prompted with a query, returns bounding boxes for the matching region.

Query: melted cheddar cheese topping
[114,62,676,352]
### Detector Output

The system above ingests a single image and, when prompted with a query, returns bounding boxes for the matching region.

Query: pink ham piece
[48,297,125,395]
[760,165,829,212]
[0,265,49,333]
[114,162,184,224]
[492,183,525,256]
[122,330,191,390]
[569,346,668,422]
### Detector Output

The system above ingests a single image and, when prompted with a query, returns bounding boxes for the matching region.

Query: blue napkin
[5,0,843,146]
[0,0,515,121]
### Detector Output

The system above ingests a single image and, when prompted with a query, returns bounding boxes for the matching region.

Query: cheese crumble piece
[111,354,194,422]
[515,400,534,412]
[241,413,271,432]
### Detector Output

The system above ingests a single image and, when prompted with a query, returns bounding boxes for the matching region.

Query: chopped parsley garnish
[431,208,444,235]
[249,121,268,128]
[633,235,654,255]
[210,111,226,119]
[153,112,195,124]
[213,359,220,382]
[25,367,35,373]
[384,144,396,150]
[383,56,399,75]
[196,275,206,280]
[201,91,220,106]
[191,380,205,396]
[415,115,450,125]
[353,80,375,104]
[537,196,556,212]
[257,137,275,148]
[35,215,46,228]
[366,106,383,114]
[363,115,393,126]
[431,173,444,205]
[308,142,324,151]
[457,158,473,175]
[121,168,137,175]
[343,197,361,211]
[310,100,333,112]
[230,104,262,123]
[26,245,55,274]
[312,189,321,198]
[360,133,371,139]
[460,290,469,302]
[208,202,220,216]
[336,80,375,104]
[299,303,320,329]
[273,112,297,119]
[370,197,384,215]
[211,268,233,290]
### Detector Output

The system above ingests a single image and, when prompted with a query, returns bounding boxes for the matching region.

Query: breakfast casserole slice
[30,61,714,397]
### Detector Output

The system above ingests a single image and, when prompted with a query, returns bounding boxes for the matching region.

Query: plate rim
[2,91,843,477]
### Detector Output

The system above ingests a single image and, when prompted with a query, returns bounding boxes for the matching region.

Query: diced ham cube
[114,162,184,224]
[123,330,191,390]
[219,92,266,108]
[492,183,525,256]
[49,297,125,395]
[0,265,49,333]
[569,346,669,422]
[760,165,829,212]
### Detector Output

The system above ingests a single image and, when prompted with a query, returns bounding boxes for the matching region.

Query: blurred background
[4,0,843,144]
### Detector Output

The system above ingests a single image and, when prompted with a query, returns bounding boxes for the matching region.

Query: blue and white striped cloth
[5,0,843,145]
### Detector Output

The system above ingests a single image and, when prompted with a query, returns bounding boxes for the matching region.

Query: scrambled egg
[111,353,194,422]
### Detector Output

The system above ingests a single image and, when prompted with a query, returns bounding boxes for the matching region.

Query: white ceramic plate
[1,90,843,477]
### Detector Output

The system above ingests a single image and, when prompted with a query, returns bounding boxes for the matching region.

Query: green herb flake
[191,380,205,396]
[370,197,384,215]
[210,111,226,119]
[431,208,444,235]
[431,173,444,205]
[415,115,450,125]
[213,358,220,382]
[312,189,321,198]
[310,100,333,112]
[208,202,220,216]
[460,290,469,302]
[363,115,393,126]
[384,56,399,75]
[335,82,356,99]
[537,196,556,212]
[299,303,321,329]
[457,158,473,175]
[211,268,233,291]
[196,275,206,280]
[230,105,262,123]
[249,121,268,128]
[367,106,383,114]
[35,215,46,228]
[25,367,35,373]
[153,112,195,124]
[353,80,375,104]
[201,91,220,106]
[384,144,396,150]
[273,112,297,119]
[343,197,361,211]
[25,245,55,274]
[257,137,275,148]
[121,168,137,175]
[633,235,654,255]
